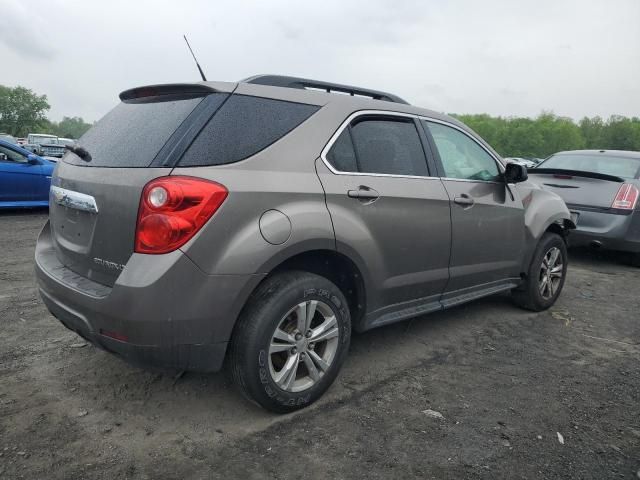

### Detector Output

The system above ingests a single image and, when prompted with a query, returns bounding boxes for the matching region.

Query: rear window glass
[541,154,640,179]
[65,97,203,167]
[178,95,319,167]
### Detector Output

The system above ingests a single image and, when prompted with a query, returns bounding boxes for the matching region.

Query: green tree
[0,85,50,136]
[535,112,585,157]
[52,116,92,139]
[579,116,605,149]
[602,116,640,150]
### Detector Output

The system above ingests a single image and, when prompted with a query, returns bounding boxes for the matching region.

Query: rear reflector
[135,176,228,254]
[611,183,639,210]
[554,174,573,179]
[100,329,129,342]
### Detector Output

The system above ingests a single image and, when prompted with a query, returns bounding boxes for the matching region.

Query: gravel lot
[1,210,639,479]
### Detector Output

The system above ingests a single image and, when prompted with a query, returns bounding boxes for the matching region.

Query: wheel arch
[270,249,367,328]
[520,185,576,274]
[244,246,369,333]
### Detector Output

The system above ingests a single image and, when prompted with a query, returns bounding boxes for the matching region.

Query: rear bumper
[567,207,640,253]
[35,221,265,372]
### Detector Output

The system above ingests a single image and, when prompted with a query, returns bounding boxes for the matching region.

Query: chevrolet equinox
[35,75,575,412]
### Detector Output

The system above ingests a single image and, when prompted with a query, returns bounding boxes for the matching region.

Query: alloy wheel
[268,300,340,393]
[539,246,564,300]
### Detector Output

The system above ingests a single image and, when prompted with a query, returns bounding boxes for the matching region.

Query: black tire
[512,232,568,311]
[228,271,351,413]
[629,252,640,268]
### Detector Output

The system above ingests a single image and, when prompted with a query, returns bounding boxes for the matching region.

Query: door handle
[347,186,380,201]
[453,194,475,206]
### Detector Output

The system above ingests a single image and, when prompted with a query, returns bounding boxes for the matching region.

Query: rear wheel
[512,232,568,311]
[229,271,351,413]
[630,252,640,268]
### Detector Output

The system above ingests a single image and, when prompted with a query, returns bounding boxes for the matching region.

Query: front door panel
[423,120,525,298]
[441,179,524,293]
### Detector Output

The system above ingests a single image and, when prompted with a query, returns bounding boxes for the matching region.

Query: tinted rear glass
[178,95,319,167]
[65,97,203,167]
[541,154,640,179]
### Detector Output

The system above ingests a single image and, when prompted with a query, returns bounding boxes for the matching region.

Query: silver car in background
[529,150,640,266]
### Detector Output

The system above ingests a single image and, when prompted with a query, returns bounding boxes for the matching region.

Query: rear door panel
[316,159,451,315]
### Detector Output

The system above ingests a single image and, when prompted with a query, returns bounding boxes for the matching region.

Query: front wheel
[512,232,568,311]
[229,271,351,413]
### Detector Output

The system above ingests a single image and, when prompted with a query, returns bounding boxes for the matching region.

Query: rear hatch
[50,83,234,286]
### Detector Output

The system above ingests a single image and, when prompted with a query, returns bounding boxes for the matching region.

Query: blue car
[0,139,55,208]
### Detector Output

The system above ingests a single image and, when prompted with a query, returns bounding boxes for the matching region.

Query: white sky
[2,0,639,122]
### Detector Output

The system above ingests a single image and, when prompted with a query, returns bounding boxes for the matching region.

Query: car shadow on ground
[46,245,637,426]
[56,292,518,425]
[569,246,636,270]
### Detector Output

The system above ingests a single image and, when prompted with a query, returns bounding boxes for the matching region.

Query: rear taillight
[134,176,227,254]
[611,183,639,210]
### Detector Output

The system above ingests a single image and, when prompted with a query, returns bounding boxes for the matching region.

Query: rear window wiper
[65,144,92,162]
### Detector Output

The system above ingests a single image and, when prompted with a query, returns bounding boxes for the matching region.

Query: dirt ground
[1,210,639,479]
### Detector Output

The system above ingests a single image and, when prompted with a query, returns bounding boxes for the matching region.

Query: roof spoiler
[119,83,217,102]
[529,168,625,183]
[242,74,409,105]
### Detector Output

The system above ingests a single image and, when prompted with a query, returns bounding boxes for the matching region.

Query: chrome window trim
[440,177,505,185]
[319,109,505,180]
[50,186,99,214]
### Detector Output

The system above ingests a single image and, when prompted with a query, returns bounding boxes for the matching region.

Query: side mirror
[27,154,40,165]
[504,162,528,183]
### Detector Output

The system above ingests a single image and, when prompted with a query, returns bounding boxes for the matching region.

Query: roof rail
[241,75,409,105]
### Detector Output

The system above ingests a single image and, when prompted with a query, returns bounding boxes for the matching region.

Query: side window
[0,146,25,163]
[425,121,500,181]
[326,129,358,172]
[350,118,428,176]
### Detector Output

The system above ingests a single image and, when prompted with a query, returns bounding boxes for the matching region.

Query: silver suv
[35,75,575,412]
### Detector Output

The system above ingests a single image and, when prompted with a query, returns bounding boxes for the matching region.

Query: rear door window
[325,117,429,176]
[65,96,205,167]
[178,95,319,167]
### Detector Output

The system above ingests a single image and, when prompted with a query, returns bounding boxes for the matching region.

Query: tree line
[0,85,92,139]
[2,84,639,154]
[454,112,640,159]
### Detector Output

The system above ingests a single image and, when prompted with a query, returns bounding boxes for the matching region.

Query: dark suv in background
[35,75,575,412]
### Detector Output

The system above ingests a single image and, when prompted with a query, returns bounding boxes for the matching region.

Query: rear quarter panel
[172,102,344,275]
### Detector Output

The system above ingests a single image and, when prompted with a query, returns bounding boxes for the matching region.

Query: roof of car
[122,75,453,123]
[120,76,502,160]
[234,76,461,123]
[242,74,410,104]
[554,149,640,159]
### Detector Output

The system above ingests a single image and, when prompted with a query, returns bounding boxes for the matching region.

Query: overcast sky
[2,0,639,122]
